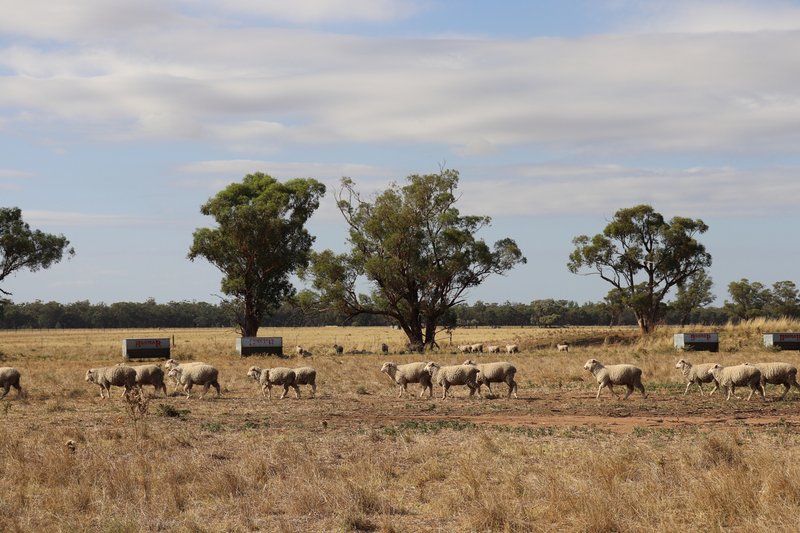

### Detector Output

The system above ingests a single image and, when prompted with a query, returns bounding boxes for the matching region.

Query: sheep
[423,362,481,399]
[583,359,647,400]
[675,359,719,396]
[708,364,764,401]
[85,365,137,399]
[457,345,473,354]
[131,364,168,397]
[556,343,570,352]
[0,367,23,399]
[247,366,298,399]
[295,345,305,356]
[333,344,344,355]
[487,345,501,354]
[463,360,518,398]
[293,366,317,398]
[470,343,484,353]
[506,344,519,354]
[380,362,433,398]
[745,362,800,400]
[381,343,390,355]
[167,364,220,399]
[163,359,207,389]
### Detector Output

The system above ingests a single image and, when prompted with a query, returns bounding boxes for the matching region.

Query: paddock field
[2,323,800,532]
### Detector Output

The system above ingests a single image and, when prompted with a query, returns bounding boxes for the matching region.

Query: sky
[2,0,799,307]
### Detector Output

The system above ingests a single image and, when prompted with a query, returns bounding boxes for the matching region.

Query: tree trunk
[242,298,260,337]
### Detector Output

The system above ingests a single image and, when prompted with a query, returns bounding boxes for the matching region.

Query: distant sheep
[85,365,137,399]
[708,364,764,401]
[247,366,298,399]
[167,364,220,399]
[470,344,484,353]
[675,359,719,396]
[424,362,481,399]
[506,344,519,354]
[583,359,647,400]
[463,360,518,398]
[745,362,800,400]
[556,343,569,352]
[381,343,390,355]
[0,367,23,399]
[333,344,344,355]
[457,345,472,354]
[293,366,317,398]
[380,362,433,398]
[487,345,501,354]
[295,345,305,356]
[130,364,168,397]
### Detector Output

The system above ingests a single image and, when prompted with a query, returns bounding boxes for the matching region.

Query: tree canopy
[568,204,711,333]
[188,173,325,337]
[303,169,526,349]
[0,207,74,296]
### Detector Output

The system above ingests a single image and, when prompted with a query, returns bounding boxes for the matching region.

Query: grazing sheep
[424,362,481,399]
[457,345,473,354]
[167,364,220,399]
[470,343,484,353]
[708,364,764,401]
[131,364,168,397]
[745,362,800,400]
[85,365,137,399]
[246,366,298,399]
[487,345,501,354]
[293,366,317,398]
[295,345,305,356]
[463,360,518,398]
[380,362,433,398]
[556,343,570,352]
[333,344,344,355]
[675,359,719,396]
[0,367,23,399]
[506,344,519,354]
[583,359,647,400]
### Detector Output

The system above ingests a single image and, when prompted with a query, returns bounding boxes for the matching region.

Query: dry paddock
[2,326,800,532]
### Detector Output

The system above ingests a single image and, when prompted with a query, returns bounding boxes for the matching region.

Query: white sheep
[708,364,764,401]
[380,362,433,398]
[745,362,800,400]
[295,345,305,356]
[0,367,23,399]
[675,359,719,396]
[293,366,317,398]
[167,364,220,399]
[470,343,484,353]
[486,345,501,353]
[463,360,518,398]
[506,344,519,354]
[85,365,137,399]
[247,366,298,399]
[130,364,168,397]
[457,345,473,354]
[424,362,481,399]
[163,359,207,389]
[556,343,570,352]
[583,359,647,400]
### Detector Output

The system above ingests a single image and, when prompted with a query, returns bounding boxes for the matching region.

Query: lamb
[167,364,220,399]
[463,360,518,398]
[675,359,719,396]
[708,364,764,401]
[487,345,501,354]
[583,359,647,400]
[247,366,298,399]
[380,362,433,398]
[423,362,481,399]
[0,367,23,399]
[744,362,800,400]
[85,365,137,399]
[506,344,519,354]
[293,366,317,398]
[130,364,168,397]
[556,343,569,352]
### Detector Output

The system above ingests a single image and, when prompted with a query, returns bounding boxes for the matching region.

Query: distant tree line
[0,277,795,330]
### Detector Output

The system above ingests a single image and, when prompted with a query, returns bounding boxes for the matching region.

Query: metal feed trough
[674,333,719,352]
[237,336,283,356]
[122,338,171,360]
[763,333,800,351]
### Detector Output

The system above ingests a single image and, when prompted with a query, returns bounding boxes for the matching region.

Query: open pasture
[2,324,800,532]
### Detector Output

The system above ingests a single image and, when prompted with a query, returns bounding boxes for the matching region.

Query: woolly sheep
[487,345,501,354]
[463,360,518,398]
[506,344,519,354]
[380,362,433,398]
[424,362,481,399]
[0,367,23,399]
[85,365,137,399]
[295,345,305,356]
[675,359,719,396]
[583,359,647,400]
[745,362,800,400]
[708,364,764,401]
[247,366,298,399]
[130,364,168,397]
[293,366,317,398]
[457,345,473,354]
[163,359,207,389]
[556,343,569,352]
[168,364,220,399]
[470,343,484,353]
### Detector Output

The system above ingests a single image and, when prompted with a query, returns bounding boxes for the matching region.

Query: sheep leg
[292,384,301,399]
[595,383,605,399]
[508,380,517,399]
[683,382,693,395]
[623,385,633,400]
[709,381,719,395]
[309,383,316,398]
[0,386,8,400]
[484,382,494,395]
[398,382,406,398]
[442,383,449,400]
[280,383,289,399]
[266,383,273,400]
[606,384,619,399]
[183,383,192,399]
[780,383,790,401]
[260,384,269,399]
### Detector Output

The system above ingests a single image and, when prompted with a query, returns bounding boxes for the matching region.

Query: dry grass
[1,322,800,531]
